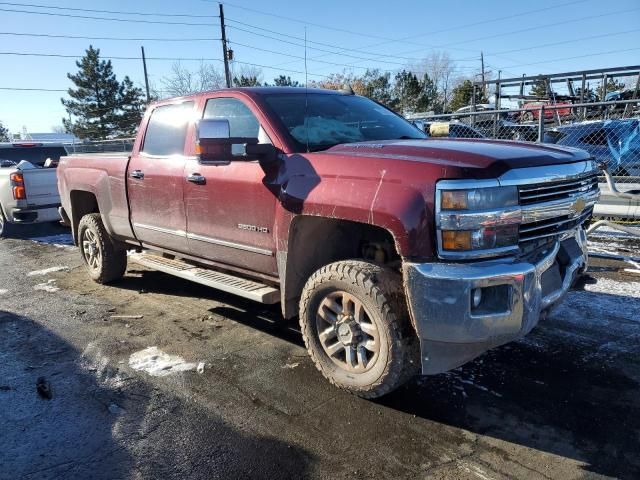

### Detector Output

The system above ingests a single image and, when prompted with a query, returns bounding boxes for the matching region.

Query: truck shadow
[0,310,314,480]
[377,290,640,479]
[107,269,639,478]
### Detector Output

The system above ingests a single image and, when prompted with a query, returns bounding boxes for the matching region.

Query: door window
[141,101,194,156]
[203,97,260,138]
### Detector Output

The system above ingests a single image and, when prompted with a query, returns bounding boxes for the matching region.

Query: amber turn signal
[441,190,468,210]
[9,172,24,184]
[442,230,472,250]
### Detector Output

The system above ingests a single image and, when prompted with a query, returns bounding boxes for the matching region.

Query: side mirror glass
[197,119,233,164]
[196,119,276,164]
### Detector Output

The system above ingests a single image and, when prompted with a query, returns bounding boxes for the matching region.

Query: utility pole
[219,3,231,88]
[141,46,151,103]
[480,51,486,99]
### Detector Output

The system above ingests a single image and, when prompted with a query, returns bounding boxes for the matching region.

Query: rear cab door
[127,100,195,254]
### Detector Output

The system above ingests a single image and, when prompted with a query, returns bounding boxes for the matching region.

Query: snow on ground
[584,276,640,298]
[588,225,640,257]
[33,279,60,293]
[128,346,198,377]
[27,266,70,276]
[29,233,75,249]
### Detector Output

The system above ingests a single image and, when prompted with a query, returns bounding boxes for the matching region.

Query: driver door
[184,96,278,275]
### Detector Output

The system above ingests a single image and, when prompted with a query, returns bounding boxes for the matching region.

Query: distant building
[22,132,80,143]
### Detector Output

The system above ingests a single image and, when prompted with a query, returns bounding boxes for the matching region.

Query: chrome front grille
[518,171,599,205]
[517,170,599,245]
[519,207,594,243]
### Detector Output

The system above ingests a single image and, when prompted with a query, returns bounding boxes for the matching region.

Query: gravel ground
[1,224,638,480]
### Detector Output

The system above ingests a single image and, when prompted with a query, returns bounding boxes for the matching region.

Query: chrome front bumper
[404,228,588,374]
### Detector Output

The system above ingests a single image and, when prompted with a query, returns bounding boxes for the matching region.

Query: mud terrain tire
[299,260,419,398]
[78,213,127,284]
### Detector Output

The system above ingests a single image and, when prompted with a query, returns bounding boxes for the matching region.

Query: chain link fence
[64,138,135,154]
[412,99,640,184]
[411,99,640,220]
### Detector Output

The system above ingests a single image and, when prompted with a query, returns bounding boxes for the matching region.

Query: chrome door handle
[187,173,206,185]
[130,170,144,179]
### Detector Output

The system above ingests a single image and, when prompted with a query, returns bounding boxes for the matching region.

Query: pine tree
[605,78,625,94]
[117,76,146,137]
[417,73,439,113]
[233,75,261,87]
[448,80,487,111]
[62,46,121,140]
[361,70,393,108]
[529,78,549,98]
[393,70,422,114]
[0,121,10,142]
[273,75,300,87]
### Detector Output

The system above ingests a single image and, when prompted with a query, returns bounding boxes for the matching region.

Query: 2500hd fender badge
[238,224,269,233]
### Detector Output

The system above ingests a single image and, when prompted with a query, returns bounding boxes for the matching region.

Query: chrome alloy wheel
[82,228,101,271]
[316,291,380,372]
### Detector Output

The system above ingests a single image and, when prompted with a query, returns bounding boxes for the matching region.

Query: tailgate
[21,168,60,205]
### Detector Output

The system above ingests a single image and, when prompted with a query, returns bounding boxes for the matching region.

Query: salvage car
[0,143,66,237]
[548,119,640,176]
[58,87,599,397]
[519,101,573,122]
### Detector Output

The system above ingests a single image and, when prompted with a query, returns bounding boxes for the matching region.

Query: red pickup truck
[58,87,599,398]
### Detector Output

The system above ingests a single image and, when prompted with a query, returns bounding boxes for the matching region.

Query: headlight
[437,184,521,259]
[441,186,518,210]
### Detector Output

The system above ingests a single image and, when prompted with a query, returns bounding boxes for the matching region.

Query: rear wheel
[0,208,15,238]
[78,213,127,283]
[299,260,419,398]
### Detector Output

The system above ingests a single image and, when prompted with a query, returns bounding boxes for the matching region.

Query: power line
[452,28,640,63]
[0,51,225,61]
[0,7,217,26]
[225,19,438,61]
[368,0,588,47]
[497,47,640,71]
[0,86,66,91]
[229,38,480,73]
[0,2,218,18]
[219,0,587,68]
[225,22,416,65]
[208,0,435,44]
[0,51,332,78]
[0,31,220,42]
[315,5,640,73]
[229,40,409,70]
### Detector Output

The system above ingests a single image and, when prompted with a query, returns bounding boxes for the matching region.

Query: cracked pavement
[1,224,639,479]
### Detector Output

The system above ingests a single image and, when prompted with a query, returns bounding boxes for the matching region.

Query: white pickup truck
[0,143,67,237]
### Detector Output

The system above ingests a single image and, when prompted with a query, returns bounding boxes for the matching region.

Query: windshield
[263,93,426,152]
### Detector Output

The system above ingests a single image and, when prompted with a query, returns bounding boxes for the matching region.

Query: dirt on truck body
[57,87,599,397]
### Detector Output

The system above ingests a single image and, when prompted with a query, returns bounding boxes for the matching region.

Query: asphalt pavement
[1,223,639,480]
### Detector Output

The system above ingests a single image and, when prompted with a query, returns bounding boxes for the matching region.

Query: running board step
[128,253,280,304]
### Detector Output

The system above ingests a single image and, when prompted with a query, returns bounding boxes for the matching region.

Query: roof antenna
[304,26,310,153]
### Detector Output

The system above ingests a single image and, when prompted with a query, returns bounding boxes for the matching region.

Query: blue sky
[1,0,639,134]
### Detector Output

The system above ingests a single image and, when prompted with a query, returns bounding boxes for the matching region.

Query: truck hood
[326,138,591,178]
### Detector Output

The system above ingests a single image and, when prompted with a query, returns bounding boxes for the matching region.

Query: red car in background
[520,101,573,122]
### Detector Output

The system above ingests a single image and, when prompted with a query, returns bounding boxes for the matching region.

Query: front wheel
[78,213,127,284]
[299,260,419,399]
[521,111,534,123]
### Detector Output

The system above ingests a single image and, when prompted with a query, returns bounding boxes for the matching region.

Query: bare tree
[231,65,263,87]
[161,62,225,97]
[411,52,459,112]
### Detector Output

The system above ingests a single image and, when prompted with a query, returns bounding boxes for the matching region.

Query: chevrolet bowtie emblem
[570,197,586,216]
